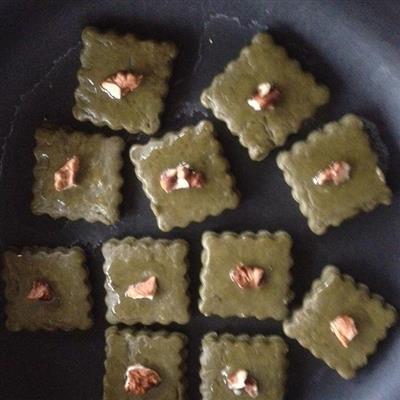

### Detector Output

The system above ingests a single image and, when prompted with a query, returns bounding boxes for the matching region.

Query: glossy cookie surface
[31,125,124,225]
[276,114,392,234]
[2,3,400,400]
[283,266,397,379]
[2,246,92,331]
[102,237,190,325]
[130,120,239,231]
[73,27,177,134]
[104,327,187,400]
[201,33,329,161]
[199,231,293,320]
[200,333,288,400]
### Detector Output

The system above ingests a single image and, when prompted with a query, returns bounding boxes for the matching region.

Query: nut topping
[330,315,358,348]
[243,376,259,398]
[124,364,161,395]
[125,276,157,300]
[225,369,259,398]
[54,156,79,192]
[160,162,205,193]
[313,161,351,186]
[247,82,281,111]
[101,71,143,99]
[230,263,265,289]
[27,280,53,301]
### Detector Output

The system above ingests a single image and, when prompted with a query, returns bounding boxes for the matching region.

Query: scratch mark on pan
[0,42,80,179]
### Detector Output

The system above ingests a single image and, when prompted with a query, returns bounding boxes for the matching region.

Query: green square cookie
[73,27,177,134]
[199,231,293,320]
[31,125,124,225]
[104,327,187,400]
[2,247,92,331]
[283,266,397,379]
[102,237,190,325]
[200,333,288,400]
[129,121,239,232]
[276,114,392,234]
[201,33,329,161]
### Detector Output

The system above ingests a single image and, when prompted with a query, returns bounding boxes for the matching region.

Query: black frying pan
[0,1,399,399]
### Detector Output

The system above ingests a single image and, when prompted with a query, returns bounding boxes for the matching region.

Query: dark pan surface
[0,1,399,399]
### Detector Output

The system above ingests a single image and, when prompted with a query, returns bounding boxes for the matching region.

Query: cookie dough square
[104,327,187,400]
[283,266,397,379]
[200,333,288,400]
[31,125,124,225]
[201,33,329,161]
[130,120,239,231]
[73,27,177,134]
[276,114,392,234]
[199,231,293,320]
[102,237,190,325]
[2,246,92,331]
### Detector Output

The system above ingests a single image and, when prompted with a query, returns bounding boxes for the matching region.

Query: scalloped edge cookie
[2,246,93,331]
[102,236,190,325]
[130,120,240,231]
[283,265,397,379]
[199,230,293,320]
[31,125,124,225]
[201,32,329,161]
[73,26,177,134]
[104,327,187,400]
[200,332,288,400]
[276,114,392,234]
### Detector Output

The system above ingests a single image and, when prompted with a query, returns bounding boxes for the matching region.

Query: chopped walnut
[101,71,143,99]
[225,369,259,398]
[54,156,79,192]
[313,161,351,186]
[27,280,53,301]
[247,82,281,111]
[243,376,259,398]
[159,168,179,192]
[124,364,161,395]
[330,315,358,348]
[160,162,205,193]
[125,276,158,300]
[230,263,265,289]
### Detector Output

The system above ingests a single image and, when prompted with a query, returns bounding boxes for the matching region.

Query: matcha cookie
[130,120,239,231]
[199,231,293,320]
[284,266,397,379]
[200,333,288,400]
[104,327,187,400]
[102,237,190,325]
[73,27,177,134]
[277,114,392,234]
[201,32,329,161]
[31,125,124,225]
[2,246,92,331]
